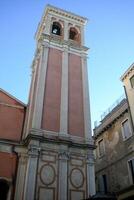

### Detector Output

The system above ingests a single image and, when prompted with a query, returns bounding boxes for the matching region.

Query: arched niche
[51,21,62,36]
[69,27,81,43]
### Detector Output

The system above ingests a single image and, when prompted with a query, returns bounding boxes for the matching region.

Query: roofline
[120,63,134,81]
[35,4,88,40]
[0,88,26,107]
[46,4,88,22]
[94,98,128,138]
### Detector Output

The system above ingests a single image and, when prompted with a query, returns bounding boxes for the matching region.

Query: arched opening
[51,22,61,36]
[0,179,9,200]
[69,27,80,42]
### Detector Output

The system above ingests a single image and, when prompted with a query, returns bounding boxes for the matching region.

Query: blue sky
[0,0,134,127]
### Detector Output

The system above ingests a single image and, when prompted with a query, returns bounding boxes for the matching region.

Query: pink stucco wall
[68,53,84,137]
[0,152,17,179]
[41,48,62,132]
[0,91,25,141]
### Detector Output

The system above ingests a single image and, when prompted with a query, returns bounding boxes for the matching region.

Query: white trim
[32,43,49,129]
[60,46,68,134]
[81,55,92,141]
[25,59,38,136]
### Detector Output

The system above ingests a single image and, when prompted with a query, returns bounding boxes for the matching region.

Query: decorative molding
[40,164,56,186]
[28,145,40,157]
[35,4,88,41]
[18,153,28,165]
[27,129,95,149]
[70,168,84,189]
[58,151,70,160]
[39,33,89,52]
[94,99,128,137]
[86,152,95,165]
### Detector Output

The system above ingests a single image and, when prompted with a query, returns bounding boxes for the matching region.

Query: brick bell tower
[15,4,95,200]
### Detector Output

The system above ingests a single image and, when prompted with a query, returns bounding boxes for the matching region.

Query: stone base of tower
[15,129,95,200]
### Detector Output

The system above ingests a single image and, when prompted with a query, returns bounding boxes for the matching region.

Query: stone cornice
[23,129,95,150]
[120,63,134,81]
[46,4,87,23]
[38,33,89,53]
[94,99,128,138]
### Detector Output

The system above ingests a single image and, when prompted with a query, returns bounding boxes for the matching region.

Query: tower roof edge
[35,4,88,41]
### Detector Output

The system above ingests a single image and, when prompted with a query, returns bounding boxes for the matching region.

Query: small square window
[122,119,132,140]
[98,139,105,157]
[130,75,134,88]
[128,159,134,184]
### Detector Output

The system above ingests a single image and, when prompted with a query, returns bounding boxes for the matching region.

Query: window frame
[98,138,105,157]
[130,75,134,89]
[121,118,132,141]
[127,158,134,185]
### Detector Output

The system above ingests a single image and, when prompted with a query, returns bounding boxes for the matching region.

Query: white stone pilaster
[64,21,69,41]
[81,26,85,46]
[81,55,92,141]
[25,59,38,136]
[14,154,27,200]
[58,150,69,200]
[23,146,40,200]
[60,46,68,134]
[44,14,52,35]
[32,43,49,129]
[86,151,96,196]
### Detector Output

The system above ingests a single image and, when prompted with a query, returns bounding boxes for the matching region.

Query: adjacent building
[94,63,134,200]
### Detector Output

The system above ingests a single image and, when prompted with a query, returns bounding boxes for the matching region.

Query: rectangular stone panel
[71,158,83,166]
[39,187,54,200]
[70,190,85,200]
[41,154,56,163]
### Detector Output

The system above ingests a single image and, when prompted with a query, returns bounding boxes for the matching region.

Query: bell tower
[15,5,95,200]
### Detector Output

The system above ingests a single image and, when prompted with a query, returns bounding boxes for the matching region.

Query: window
[98,174,108,193]
[122,119,132,140]
[130,75,134,88]
[128,159,134,184]
[98,139,105,157]
[51,22,61,36]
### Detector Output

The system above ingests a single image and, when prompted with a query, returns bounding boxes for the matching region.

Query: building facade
[0,88,26,200]
[94,63,134,200]
[0,5,95,200]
